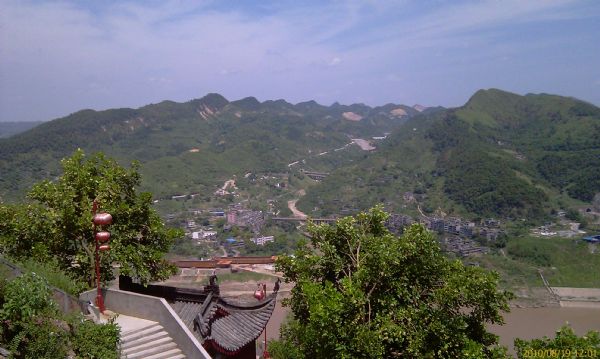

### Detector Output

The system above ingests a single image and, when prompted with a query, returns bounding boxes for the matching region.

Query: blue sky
[1,0,599,122]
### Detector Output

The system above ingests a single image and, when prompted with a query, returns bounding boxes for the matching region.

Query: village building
[251,236,275,246]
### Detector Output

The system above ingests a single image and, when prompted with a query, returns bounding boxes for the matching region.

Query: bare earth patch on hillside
[391,108,407,117]
[342,112,363,121]
[351,138,375,151]
[288,192,308,219]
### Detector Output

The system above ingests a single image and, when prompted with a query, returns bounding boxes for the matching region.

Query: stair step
[121,330,169,350]
[122,336,173,356]
[144,348,185,359]
[124,341,178,359]
[121,324,163,342]
[121,322,161,337]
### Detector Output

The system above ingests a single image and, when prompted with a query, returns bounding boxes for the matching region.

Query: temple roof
[118,275,279,355]
[170,286,278,354]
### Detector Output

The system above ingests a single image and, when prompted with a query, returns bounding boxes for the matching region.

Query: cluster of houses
[440,237,489,257]
[173,198,507,256]
[386,214,502,240]
[226,204,265,234]
[385,213,502,257]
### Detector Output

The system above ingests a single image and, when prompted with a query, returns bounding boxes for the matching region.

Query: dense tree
[273,207,513,358]
[0,149,179,285]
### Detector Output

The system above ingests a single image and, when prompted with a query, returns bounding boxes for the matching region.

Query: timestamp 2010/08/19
[522,348,597,358]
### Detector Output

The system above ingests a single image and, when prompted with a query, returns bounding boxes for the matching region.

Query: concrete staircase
[120,321,185,359]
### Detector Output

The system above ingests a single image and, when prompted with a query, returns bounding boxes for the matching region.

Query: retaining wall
[80,288,211,359]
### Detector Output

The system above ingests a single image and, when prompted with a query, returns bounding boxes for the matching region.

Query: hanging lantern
[93,213,113,226]
[254,283,265,300]
[92,200,112,313]
[95,231,111,242]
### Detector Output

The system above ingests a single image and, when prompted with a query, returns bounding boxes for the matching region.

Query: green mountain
[299,89,600,220]
[0,122,43,138]
[0,94,419,202]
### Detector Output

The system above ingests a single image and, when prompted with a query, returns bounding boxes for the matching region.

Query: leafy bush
[0,272,119,358]
[0,272,58,328]
[565,208,583,222]
[7,317,69,359]
[70,315,120,359]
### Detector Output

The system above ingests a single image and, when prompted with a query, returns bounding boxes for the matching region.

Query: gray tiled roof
[171,293,277,354]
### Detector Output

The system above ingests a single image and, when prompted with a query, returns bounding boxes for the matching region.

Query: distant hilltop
[412,104,427,112]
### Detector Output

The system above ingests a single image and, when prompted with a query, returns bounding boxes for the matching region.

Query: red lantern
[254,283,265,300]
[95,231,111,242]
[93,213,113,226]
[99,244,110,251]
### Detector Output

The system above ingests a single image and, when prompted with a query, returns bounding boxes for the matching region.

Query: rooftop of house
[119,275,279,356]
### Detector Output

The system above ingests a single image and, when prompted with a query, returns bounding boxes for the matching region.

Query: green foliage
[0,94,414,202]
[537,151,600,202]
[0,122,42,139]
[0,272,119,358]
[16,258,86,296]
[239,233,302,256]
[504,235,600,287]
[514,326,600,359]
[171,237,211,259]
[7,316,69,359]
[0,150,178,285]
[507,241,551,267]
[565,209,583,222]
[0,273,67,359]
[424,110,549,220]
[301,89,600,222]
[70,316,120,359]
[274,207,513,358]
[0,273,58,328]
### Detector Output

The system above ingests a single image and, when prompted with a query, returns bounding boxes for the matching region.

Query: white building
[192,230,218,241]
[251,236,275,246]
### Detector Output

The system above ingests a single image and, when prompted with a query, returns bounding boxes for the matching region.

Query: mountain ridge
[298,89,600,221]
[0,93,423,202]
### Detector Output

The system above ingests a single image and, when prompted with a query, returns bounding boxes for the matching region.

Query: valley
[1,89,600,301]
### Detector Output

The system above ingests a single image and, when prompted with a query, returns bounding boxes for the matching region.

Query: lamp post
[92,200,112,313]
[254,283,269,358]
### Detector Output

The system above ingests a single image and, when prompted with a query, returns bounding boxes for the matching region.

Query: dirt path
[288,199,307,219]
[219,246,227,257]
[288,190,308,219]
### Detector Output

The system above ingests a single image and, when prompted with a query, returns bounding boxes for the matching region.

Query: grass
[16,258,88,295]
[468,233,600,291]
[471,253,542,290]
[505,236,600,288]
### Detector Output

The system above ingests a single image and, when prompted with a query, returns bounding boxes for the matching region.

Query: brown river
[264,301,600,356]
[490,306,600,353]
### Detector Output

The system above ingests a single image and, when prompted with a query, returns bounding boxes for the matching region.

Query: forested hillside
[3,89,597,222]
[0,94,417,202]
[0,122,42,138]
[299,89,600,220]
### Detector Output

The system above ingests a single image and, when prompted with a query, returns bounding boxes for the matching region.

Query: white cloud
[0,0,598,122]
